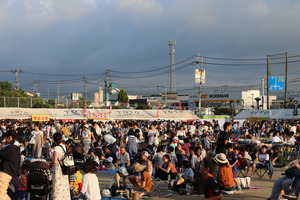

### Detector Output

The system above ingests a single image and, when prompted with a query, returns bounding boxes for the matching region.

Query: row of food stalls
[0,108,199,121]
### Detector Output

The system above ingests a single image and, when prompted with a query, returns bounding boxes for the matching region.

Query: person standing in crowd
[216,122,232,154]
[82,124,94,154]
[31,123,44,158]
[148,124,160,147]
[126,128,138,160]
[51,132,71,200]
[0,130,21,200]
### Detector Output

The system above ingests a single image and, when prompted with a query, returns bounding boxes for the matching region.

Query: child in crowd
[17,162,28,200]
[73,161,101,200]
[226,144,241,190]
[200,157,223,200]
[182,138,191,156]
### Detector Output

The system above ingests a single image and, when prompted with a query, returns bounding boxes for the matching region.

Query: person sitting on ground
[167,146,178,167]
[191,147,205,171]
[153,145,166,168]
[271,145,286,168]
[155,154,177,180]
[117,147,131,168]
[140,151,153,177]
[267,159,300,200]
[214,153,235,191]
[271,131,283,144]
[200,157,223,200]
[101,146,117,166]
[73,161,101,200]
[129,163,152,198]
[110,167,129,197]
[172,160,194,192]
[282,171,300,200]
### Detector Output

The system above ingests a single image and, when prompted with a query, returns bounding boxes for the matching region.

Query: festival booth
[0,108,199,121]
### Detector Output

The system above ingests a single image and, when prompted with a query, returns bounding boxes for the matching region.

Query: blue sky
[0,0,300,99]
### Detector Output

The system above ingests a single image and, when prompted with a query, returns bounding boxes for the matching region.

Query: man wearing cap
[110,167,129,196]
[129,163,152,197]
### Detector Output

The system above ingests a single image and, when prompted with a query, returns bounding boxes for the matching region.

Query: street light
[255,97,261,110]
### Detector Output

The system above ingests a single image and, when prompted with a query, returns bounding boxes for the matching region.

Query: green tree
[117,89,129,108]
[214,107,232,115]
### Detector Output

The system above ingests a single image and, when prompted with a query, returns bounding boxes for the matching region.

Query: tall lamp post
[255,97,261,110]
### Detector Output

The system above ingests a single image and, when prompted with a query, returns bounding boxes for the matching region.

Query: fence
[0,97,91,109]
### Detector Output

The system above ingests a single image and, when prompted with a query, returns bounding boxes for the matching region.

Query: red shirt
[182,143,191,155]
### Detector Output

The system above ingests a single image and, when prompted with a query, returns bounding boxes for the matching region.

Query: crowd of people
[0,119,299,200]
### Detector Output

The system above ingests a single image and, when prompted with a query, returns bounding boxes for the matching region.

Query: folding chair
[151,178,164,194]
[255,161,273,180]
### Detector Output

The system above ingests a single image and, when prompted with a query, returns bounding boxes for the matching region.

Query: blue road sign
[269,76,285,91]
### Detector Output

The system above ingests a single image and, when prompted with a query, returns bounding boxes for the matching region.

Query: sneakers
[237,187,242,191]
[282,193,298,200]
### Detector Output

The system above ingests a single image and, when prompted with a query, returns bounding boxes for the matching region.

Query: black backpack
[58,145,76,175]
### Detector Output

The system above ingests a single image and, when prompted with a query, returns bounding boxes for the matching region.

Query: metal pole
[4,97,6,107]
[198,57,204,116]
[267,55,270,109]
[18,97,19,108]
[261,78,265,110]
[284,52,288,108]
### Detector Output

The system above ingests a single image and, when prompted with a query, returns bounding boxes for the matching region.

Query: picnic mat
[98,170,117,174]
[250,186,265,189]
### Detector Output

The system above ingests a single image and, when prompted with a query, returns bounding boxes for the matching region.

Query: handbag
[29,135,35,144]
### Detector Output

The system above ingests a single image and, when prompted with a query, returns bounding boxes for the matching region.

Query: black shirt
[105,152,117,164]
[204,176,222,199]
[216,131,230,154]
[0,144,21,177]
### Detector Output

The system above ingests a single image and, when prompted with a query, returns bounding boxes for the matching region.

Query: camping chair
[255,160,273,180]
[151,178,164,194]
[237,157,248,177]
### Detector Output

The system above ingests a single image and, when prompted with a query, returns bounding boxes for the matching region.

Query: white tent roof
[234,109,300,120]
[0,108,199,121]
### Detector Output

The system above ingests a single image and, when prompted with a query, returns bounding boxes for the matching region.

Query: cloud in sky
[0,0,300,98]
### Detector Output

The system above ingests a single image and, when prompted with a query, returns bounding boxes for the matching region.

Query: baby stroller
[27,159,51,200]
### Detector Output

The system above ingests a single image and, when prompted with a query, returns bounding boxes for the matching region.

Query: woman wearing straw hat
[214,153,235,191]
[129,163,152,197]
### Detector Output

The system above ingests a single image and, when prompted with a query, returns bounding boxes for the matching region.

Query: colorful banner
[32,115,50,121]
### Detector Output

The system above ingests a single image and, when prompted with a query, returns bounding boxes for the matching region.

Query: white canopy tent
[0,108,199,121]
[234,109,300,120]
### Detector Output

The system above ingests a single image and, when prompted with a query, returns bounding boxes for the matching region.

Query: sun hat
[173,136,179,141]
[118,167,129,176]
[107,157,113,163]
[132,163,146,173]
[214,153,229,164]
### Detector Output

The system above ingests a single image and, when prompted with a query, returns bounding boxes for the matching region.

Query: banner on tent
[32,115,50,121]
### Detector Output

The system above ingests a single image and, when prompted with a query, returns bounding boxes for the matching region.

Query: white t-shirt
[81,173,101,200]
[104,134,117,144]
[148,129,159,145]
[258,153,269,161]
[54,144,66,160]
[271,136,282,143]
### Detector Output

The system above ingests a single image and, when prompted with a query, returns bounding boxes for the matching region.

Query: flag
[178,103,182,110]
[82,104,87,118]
[156,103,161,118]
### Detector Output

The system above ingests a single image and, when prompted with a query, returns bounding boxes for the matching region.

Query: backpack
[58,145,76,175]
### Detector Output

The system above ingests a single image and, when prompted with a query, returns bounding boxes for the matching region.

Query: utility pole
[168,40,176,94]
[198,57,204,116]
[284,52,288,108]
[105,69,110,107]
[267,55,270,109]
[261,78,265,110]
[12,69,21,90]
[83,76,88,107]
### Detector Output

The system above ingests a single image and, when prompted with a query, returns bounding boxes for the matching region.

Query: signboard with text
[269,76,285,91]
[32,115,50,121]
[195,69,206,84]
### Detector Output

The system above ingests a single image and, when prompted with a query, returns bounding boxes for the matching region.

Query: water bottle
[167,174,171,183]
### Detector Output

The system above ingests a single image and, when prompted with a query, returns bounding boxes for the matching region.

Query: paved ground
[96,167,287,200]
